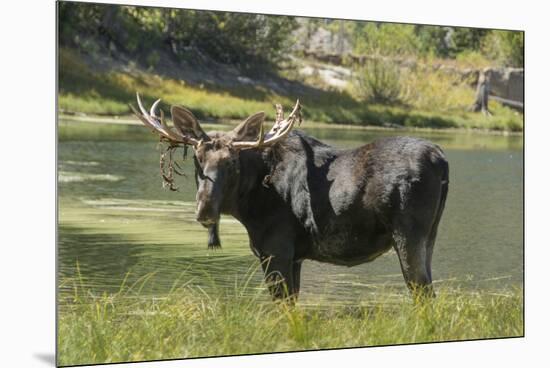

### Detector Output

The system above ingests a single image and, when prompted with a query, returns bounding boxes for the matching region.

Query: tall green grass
[57,267,523,367]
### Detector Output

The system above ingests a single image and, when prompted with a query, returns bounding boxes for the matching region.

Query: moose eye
[193,155,202,167]
[193,155,206,179]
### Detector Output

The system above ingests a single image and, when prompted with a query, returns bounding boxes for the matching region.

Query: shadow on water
[58,224,264,298]
[58,225,143,292]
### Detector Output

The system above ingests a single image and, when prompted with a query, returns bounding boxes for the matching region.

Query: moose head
[131,93,301,230]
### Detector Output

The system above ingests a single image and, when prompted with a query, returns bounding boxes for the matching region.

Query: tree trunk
[470,70,491,116]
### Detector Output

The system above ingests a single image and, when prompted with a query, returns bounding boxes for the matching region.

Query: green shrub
[400,68,474,111]
[355,58,402,104]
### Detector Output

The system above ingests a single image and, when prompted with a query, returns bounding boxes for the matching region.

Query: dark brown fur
[190,128,449,301]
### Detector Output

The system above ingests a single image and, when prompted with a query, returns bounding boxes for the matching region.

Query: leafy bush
[455,50,493,69]
[355,58,402,104]
[400,68,474,111]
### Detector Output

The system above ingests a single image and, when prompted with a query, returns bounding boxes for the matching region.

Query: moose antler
[130,93,201,147]
[131,95,302,189]
[232,99,302,149]
[131,93,201,191]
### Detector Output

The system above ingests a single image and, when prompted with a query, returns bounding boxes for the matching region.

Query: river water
[58,120,523,305]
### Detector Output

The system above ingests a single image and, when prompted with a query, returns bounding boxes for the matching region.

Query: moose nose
[196,215,216,227]
[196,202,218,227]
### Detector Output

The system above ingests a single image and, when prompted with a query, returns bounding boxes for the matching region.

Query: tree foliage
[329,20,522,67]
[482,30,524,67]
[353,23,420,56]
[58,2,523,72]
[58,2,298,71]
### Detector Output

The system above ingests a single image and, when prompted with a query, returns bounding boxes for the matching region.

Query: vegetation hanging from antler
[159,142,188,191]
[130,93,197,191]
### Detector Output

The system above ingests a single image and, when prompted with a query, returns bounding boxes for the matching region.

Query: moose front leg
[252,220,298,302]
[260,255,296,302]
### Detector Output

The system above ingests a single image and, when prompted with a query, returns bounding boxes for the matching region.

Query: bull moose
[132,94,449,301]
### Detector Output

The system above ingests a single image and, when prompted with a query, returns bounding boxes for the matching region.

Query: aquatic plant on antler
[158,142,188,191]
[130,93,194,191]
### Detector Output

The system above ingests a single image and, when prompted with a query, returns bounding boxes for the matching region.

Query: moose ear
[171,105,209,141]
[231,112,265,141]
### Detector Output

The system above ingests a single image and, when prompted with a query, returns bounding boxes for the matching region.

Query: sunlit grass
[57,269,523,367]
[58,48,523,132]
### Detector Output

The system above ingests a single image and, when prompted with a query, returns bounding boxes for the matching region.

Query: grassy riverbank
[57,273,523,366]
[59,49,523,132]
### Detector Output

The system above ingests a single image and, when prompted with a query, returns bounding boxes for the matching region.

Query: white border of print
[1,1,546,368]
